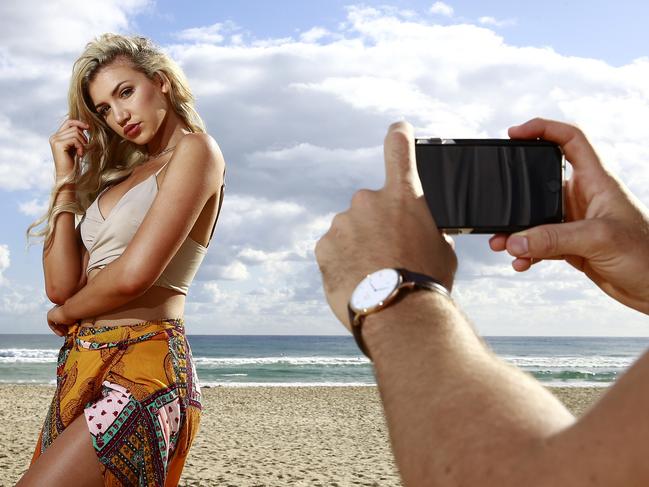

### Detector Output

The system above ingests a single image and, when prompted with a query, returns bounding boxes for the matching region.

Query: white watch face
[350,268,401,312]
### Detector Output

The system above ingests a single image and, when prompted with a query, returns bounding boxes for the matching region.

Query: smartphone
[415,139,564,234]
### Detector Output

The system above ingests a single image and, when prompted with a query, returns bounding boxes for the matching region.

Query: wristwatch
[348,268,451,359]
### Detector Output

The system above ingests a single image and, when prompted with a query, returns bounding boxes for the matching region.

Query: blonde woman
[20,33,225,486]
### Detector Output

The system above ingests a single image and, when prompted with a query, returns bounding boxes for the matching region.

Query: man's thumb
[507,220,595,259]
[383,121,423,196]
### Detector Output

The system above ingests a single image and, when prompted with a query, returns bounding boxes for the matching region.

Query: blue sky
[133,0,649,65]
[1,1,648,335]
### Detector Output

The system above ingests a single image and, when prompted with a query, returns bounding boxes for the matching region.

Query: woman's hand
[490,118,649,315]
[49,118,89,176]
[47,305,76,337]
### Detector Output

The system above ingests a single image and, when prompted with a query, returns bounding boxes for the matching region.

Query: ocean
[0,335,647,388]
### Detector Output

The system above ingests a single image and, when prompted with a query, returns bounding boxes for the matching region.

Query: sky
[1,0,648,335]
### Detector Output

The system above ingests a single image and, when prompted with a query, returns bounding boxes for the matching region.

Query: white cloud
[300,27,331,43]
[454,269,648,337]
[0,116,55,191]
[194,260,334,335]
[479,16,516,28]
[0,0,151,193]
[0,0,150,59]
[0,285,50,314]
[430,2,454,17]
[202,281,226,304]
[18,198,49,217]
[0,244,9,286]
[210,260,250,281]
[0,251,51,314]
[211,195,309,250]
[0,245,51,322]
[3,3,649,334]
[175,22,230,44]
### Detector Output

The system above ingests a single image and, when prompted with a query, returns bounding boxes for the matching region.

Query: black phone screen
[415,139,564,233]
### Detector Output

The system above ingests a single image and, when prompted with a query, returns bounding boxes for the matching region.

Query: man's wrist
[362,290,454,362]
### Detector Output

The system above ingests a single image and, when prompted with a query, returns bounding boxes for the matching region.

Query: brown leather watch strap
[397,268,451,300]
[348,305,371,358]
[348,269,451,360]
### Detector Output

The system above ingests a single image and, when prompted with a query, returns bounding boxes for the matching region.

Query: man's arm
[366,290,571,485]
[315,120,649,486]
[366,289,649,486]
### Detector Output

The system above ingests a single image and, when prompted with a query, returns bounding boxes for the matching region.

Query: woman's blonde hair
[27,33,205,248]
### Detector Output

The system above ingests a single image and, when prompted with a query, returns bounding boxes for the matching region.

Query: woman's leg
[17,414,104,487]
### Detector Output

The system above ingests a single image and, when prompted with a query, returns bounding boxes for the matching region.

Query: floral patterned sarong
[30,318,202,486]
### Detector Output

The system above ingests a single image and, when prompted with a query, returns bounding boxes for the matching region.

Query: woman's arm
[43,118,89,304]
[43,184,84,304]
[56,133,224,322]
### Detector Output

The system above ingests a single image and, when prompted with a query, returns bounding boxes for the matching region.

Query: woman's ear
[155,72,170,94]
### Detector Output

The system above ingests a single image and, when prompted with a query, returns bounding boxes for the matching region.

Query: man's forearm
[61,258,143,322]
[363,291,575,486]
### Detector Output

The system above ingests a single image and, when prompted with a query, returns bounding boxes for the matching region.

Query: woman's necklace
[146,145,176,162]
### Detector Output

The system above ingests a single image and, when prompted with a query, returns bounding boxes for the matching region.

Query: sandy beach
[0,385,605,486]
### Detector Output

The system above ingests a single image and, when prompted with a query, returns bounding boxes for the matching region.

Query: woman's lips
[124,123,141,137]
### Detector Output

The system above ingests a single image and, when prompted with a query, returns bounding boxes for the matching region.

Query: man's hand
[315,121,457,330]
[490,118,649,314]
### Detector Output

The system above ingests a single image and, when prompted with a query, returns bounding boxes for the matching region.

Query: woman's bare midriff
[78,267,186,328]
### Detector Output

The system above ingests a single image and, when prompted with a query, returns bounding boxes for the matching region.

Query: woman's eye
[96,88,131,117]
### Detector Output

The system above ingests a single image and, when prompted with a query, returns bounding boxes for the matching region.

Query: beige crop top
[79,160,213,295]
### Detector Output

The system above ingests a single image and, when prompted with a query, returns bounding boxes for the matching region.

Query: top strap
[155,159,172,176]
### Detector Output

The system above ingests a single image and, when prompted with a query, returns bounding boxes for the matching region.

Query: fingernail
[509,234,528,255]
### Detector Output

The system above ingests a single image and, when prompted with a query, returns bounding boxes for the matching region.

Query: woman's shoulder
[175,133,225,171]
[177,133,222,157]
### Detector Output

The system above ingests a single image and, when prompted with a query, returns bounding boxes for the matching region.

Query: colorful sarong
[30,318,202,486]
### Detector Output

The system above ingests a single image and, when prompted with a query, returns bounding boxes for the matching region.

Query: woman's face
[88,59,169,144]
